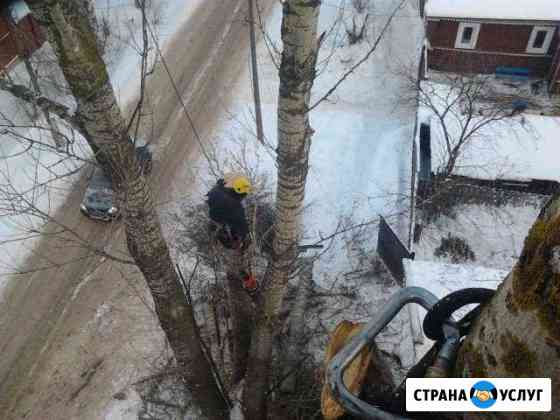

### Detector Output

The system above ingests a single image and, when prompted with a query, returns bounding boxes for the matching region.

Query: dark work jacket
[207,180,249,240]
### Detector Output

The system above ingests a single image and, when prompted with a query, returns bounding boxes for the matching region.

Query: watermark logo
[406,378,551,412]
[470,381,497,409]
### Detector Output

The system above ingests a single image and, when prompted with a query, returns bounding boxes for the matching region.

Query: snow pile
[425,0,560,22]
[404,259,507,301]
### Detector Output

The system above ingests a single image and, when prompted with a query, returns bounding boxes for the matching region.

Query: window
[455,22,480,49]
[533,31,547,49]
[527,26,555,54]
[462,27,474,44]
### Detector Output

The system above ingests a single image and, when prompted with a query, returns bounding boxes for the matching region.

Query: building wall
[427,20,559,55]
[428,48,553,77]
[0,15,18,70]
[426,19,559,78]
[0,12,45,72]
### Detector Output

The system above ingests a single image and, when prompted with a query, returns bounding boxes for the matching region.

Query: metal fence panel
[377,216,414,285]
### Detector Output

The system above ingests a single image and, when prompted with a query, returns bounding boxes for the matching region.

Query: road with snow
[0,1,275,418]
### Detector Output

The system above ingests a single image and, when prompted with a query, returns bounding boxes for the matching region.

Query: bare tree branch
[0,77,82,132]
[308,0,406,112]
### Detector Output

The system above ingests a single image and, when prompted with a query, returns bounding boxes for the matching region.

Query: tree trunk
[223,249,254,386]
[443,147,460,178]
[455,194,560,419]
[280,258,313,393]
[26,2,227,418]
[242,1,320,418]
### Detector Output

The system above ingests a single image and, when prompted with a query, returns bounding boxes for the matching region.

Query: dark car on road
[80,167,118,221]
[80,144,153,221]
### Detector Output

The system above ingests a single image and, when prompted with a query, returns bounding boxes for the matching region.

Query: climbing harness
[326,287,495,419]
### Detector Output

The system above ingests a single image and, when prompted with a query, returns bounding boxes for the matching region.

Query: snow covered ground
[415,197,547,270]
[95,0,204,100]
[454,114,560,182]
[407,190,549,360]
[421,80,560,182]
[406,63,559,363]
[411,77,554,360]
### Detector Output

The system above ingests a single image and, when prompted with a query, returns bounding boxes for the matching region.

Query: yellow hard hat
[224,173,252,194]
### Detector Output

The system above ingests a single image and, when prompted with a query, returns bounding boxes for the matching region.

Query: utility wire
[145,20,218,175]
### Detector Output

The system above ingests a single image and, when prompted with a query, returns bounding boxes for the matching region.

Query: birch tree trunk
[242,1,320,418]
[280,258,314,393]
[455,194,560,419]
[214,246,254,386]
[26,2,227,418]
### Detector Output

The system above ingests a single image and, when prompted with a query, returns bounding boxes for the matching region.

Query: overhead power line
[144,19,217,172]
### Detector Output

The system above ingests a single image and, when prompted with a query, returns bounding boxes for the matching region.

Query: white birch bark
[281,258,313,393]
[242,1,321,417]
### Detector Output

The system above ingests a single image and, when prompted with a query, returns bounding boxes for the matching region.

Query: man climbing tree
[207,172,258,292]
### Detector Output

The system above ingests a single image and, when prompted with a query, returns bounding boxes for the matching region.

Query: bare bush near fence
[400,69,528,178]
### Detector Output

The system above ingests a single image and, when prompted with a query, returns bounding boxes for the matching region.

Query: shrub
[434,234,476,263]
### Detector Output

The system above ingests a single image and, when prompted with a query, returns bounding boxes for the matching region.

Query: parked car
[80,144,153,221]
[80,166,118,221]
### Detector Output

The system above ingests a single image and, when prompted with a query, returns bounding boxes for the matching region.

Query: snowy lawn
[414,194,548,270]
[419,79,560,182]
[452,114,560,182]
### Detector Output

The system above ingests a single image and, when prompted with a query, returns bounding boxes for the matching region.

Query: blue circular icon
[470,381,498,409]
